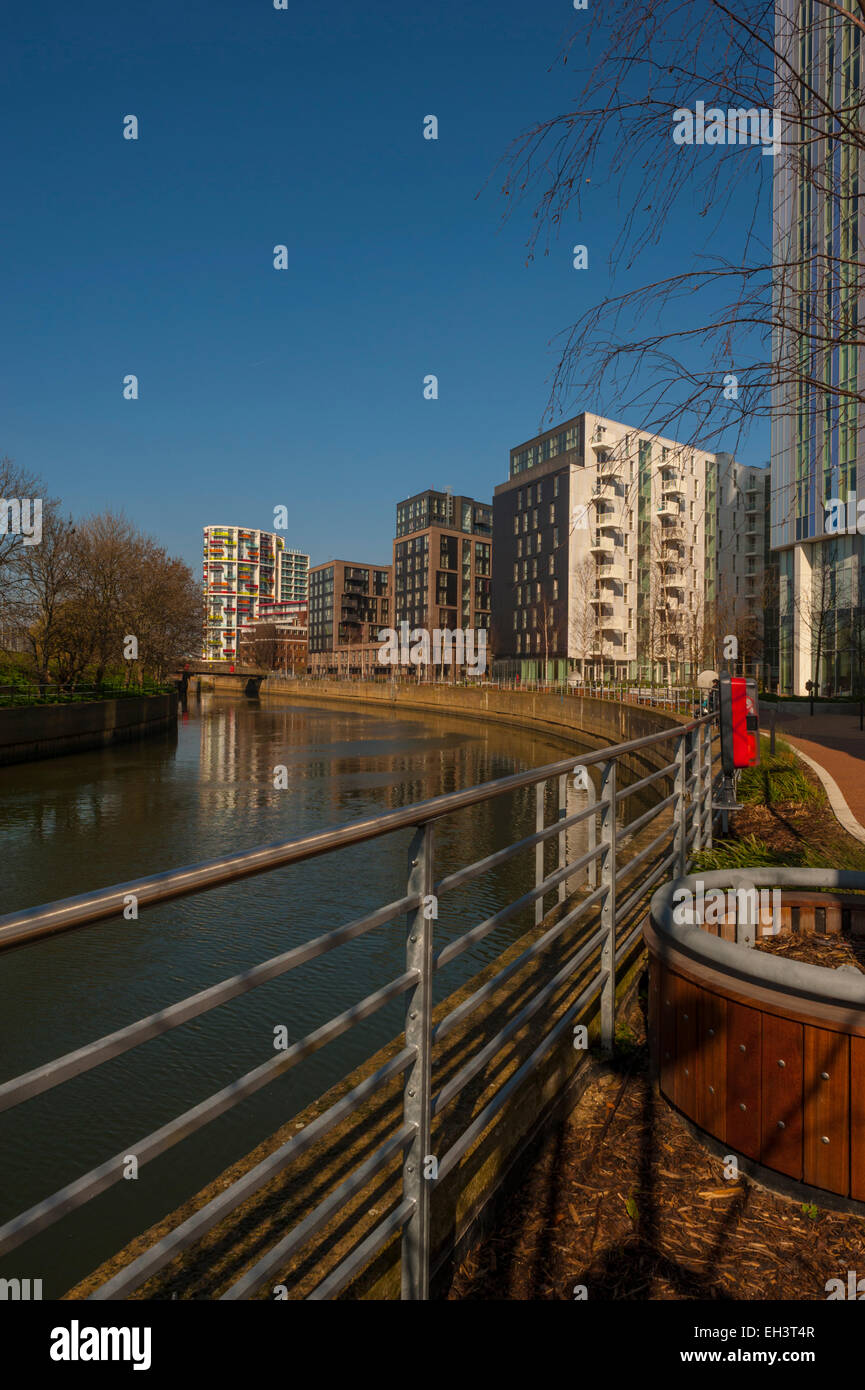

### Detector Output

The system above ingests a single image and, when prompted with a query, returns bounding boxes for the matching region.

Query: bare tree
[494,0,865,535]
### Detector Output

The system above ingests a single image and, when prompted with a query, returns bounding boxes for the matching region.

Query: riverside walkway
[770,712,865,843]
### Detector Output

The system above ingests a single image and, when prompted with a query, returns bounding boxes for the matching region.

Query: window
[513,562,519,582]
[513,515,519,536]
[553,527,559,547]
[553,579,559,599]
[548,554,555,575]
[549,504,555,523]
[554,475,560,498]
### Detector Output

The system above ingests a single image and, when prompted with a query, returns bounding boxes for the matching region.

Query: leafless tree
[494,0,865,533]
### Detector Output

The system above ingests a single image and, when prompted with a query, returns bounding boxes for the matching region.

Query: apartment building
[393,490,492,643]
[238,604,308,674]
[771,1,864,695]
[308,560,393,676]
[202,525,309,661]
[492,413,769,683]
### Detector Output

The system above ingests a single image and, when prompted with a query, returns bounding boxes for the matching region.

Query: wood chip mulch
[755,930,865,974]
[444,990,865,1300]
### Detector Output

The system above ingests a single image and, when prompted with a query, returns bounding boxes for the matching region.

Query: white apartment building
[202,525,309,661]
[492,413,769,684]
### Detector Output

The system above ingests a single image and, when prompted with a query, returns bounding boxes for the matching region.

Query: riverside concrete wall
[0,692,178,766]
[259,678,688,781]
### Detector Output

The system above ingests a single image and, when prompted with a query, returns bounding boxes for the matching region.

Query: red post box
[719,673,760,773]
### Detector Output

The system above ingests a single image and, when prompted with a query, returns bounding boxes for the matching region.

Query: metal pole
[557,774,567,905]
[586,773,597,890]
[690,726,702,856]
[674,730,688,876]
[599,759,617,1051]
[702,721,713,850]
[535,781,545,925]
[401,823,434,1301]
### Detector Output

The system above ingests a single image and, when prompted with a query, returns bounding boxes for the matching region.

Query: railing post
[690,726,702,855]
[557,773,567,905]
[586,773,597,890]
[535,780,545,925]
[402,822,435,1301]
[674,731,688,876]
[702,720,714,849]
[599,758,617,1051]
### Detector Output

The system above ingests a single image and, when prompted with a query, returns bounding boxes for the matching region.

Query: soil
[444,990,865,1301]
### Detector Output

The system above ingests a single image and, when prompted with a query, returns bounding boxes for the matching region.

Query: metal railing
[0,713,715,1300]
[0,681,172,708]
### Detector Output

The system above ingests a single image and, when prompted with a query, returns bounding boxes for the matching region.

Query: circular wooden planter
[646,870,865,1204]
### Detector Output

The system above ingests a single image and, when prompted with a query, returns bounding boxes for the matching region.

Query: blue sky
[0,0,770,576]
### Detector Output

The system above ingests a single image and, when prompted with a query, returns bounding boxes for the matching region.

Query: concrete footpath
[769,712,865,844]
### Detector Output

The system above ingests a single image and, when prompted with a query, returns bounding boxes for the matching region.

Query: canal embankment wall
[0,692,178,766]
[255,678,692,781]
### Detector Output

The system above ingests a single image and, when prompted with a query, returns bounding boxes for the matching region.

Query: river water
[0,693,604,1297]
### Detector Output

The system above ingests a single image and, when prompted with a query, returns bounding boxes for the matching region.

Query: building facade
[492,413,770,684]
[308,560,393,676]
[771,0,864,695]
[202,525,309,661]
[393,490,492,648]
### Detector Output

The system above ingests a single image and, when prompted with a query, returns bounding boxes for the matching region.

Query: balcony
[597,564,624,585]
[656,503,680,520]
[590,539,615,558]
[661,480,685,500]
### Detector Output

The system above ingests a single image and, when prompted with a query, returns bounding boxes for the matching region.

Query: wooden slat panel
[804,1026,850,1195]
[695,987,726,1140]
[850,1036,865,1202]
[659,965,677,1101]
[760,1014,803,1180]
[647,958,661,1084]
[725,1001,762,1158]
[676,975,698,1118]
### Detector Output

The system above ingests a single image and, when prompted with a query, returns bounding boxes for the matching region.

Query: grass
[691,834,805,872]
[737,740,824,808]
[694,737,865,873]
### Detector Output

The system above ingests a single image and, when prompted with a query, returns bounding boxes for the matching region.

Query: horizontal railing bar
[86,1055,416,1300]
[437,970,609,1183]
[435,888,607,1043]
[0,898,415,1115]
[615,759,678,803]
[434,801,600,898]
[432,924,607,1116]
[219,1125,416,1301]
[0,1013,417,1260]
[306,1199,415,1301]
[0,716,713,950]
[616,792,677,847]
[616,848,678,925]
[614,825,673,886]
[435,844,606,973]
